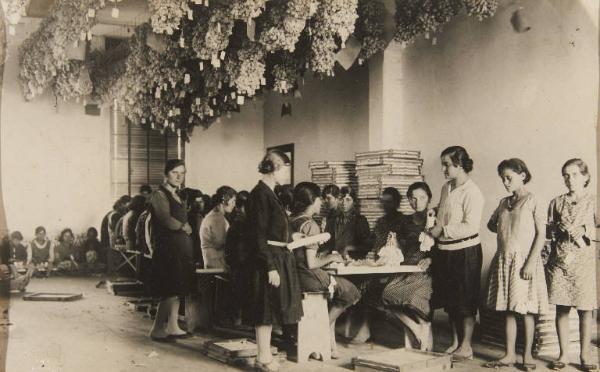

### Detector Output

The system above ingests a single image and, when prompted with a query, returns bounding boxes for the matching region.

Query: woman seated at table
[200,186,237,269]
[323,186,371,259]
[290,182,361,359]
[378,182,435,351]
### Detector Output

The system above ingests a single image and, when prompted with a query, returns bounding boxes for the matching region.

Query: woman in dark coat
[148,159,194,341]
[323,186,371,259]
[248,150,303,372]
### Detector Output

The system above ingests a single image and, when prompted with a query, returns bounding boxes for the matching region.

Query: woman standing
[248,150,303,372]
[148,159,194,341]
[290,182,361,358]
[546,159,597,372]
[428,146,484,361]
[200,186,237,269]
[323,186,371,259]
[484,159,548,370]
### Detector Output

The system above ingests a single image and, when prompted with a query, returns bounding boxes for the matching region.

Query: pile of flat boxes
[309,160,358,222]
[355,149,424,228]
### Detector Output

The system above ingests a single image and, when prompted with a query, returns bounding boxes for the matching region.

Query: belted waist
[438,234,480,251]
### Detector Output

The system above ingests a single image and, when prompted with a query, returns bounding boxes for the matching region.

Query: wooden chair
[297,291,331,363]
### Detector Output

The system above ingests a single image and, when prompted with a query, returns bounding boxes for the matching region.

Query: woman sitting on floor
[77,227,106,274]
[30,226,54,277]
[54,228,79,273]
[377,182,435,351]
[290,182,361,359]
[0,232,34,291]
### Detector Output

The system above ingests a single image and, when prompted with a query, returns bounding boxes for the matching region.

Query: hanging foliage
[18,0,103,101]
[53,60,93,101]
[355,0,386,62]
[309,0,358,75]
[17,0,500,135]
[258,0,318,52]
[149,0,191,35]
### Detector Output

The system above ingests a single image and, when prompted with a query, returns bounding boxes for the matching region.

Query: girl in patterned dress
[484,159,548,370]
[289,182,361,359]
[546,159,597,372]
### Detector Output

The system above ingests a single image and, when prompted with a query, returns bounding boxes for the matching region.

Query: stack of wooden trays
[352,348,451,372]
[479,306,582,357]
[309,160,358,190]
[534,306,581,357]
[309,160,358,222]
[355,149,424,228]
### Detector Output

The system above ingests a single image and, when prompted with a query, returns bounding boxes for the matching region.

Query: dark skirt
[432,244,482,317]
[150,232,195,299]
[251,246,303,326]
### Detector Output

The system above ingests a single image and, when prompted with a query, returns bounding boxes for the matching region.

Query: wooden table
[324,264,423,275]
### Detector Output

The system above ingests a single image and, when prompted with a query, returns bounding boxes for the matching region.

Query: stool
[297,291,331,363]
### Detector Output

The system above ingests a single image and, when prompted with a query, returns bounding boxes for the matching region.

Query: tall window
[110,104,183,199]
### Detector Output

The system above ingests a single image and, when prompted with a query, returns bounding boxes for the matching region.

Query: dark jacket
[324,209,372,257]
[247,181,289,272]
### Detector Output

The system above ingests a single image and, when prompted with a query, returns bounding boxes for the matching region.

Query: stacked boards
[355,150,424,228]
[309,160,357,222]
[480,306,582,357]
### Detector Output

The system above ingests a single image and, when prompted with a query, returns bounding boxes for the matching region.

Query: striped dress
[486,192,548,315]
[380,211,433,320]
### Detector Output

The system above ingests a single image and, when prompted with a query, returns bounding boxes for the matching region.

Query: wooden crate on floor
[106,278,144,296]
[352,348,451,372]
[201,338,281,368]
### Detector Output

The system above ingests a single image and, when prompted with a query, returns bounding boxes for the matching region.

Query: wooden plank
[325,265,423,275]
[23,292,83,302]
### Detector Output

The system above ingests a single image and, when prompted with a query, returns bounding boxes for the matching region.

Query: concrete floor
[3,276,599,372]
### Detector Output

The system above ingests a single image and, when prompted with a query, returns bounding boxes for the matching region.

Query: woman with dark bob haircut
[248,150,303,372]
[290,182,361,359]
[148,159,195,341]
[428,146,484,361]
[323,185,371,260]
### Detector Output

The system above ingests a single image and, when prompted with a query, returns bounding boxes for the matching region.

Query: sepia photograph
[0,0,597,371]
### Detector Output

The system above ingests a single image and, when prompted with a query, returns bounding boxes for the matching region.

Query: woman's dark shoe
[519,362,537,371]
[150,335,175,343]
[549,361,566,370]
[581,363,598,372]
[483,360,513,368]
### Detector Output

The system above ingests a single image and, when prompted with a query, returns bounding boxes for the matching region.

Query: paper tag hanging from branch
[335,35,361,70]
[246,18,256,41]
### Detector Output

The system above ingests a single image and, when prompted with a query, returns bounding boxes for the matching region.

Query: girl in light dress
[484,159,548,371]
[546,159,597,372]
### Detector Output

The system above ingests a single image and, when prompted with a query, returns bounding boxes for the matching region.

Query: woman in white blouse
[428,146,484,362]
[200,186,237,269]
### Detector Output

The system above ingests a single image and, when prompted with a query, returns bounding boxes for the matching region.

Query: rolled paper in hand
[287,232,331,251]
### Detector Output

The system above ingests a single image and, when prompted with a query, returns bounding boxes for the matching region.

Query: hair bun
[464,158,474,173]
[258,159,275,174]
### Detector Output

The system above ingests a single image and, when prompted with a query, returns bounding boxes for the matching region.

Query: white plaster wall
[0,18,112,239]
[263,63,370,183]
[375,0,598,272]
[185,98,265,195]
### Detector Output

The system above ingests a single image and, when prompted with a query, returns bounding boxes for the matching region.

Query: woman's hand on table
[417,258,432,271]
[327,252,344,264]
[268,270,280,288]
